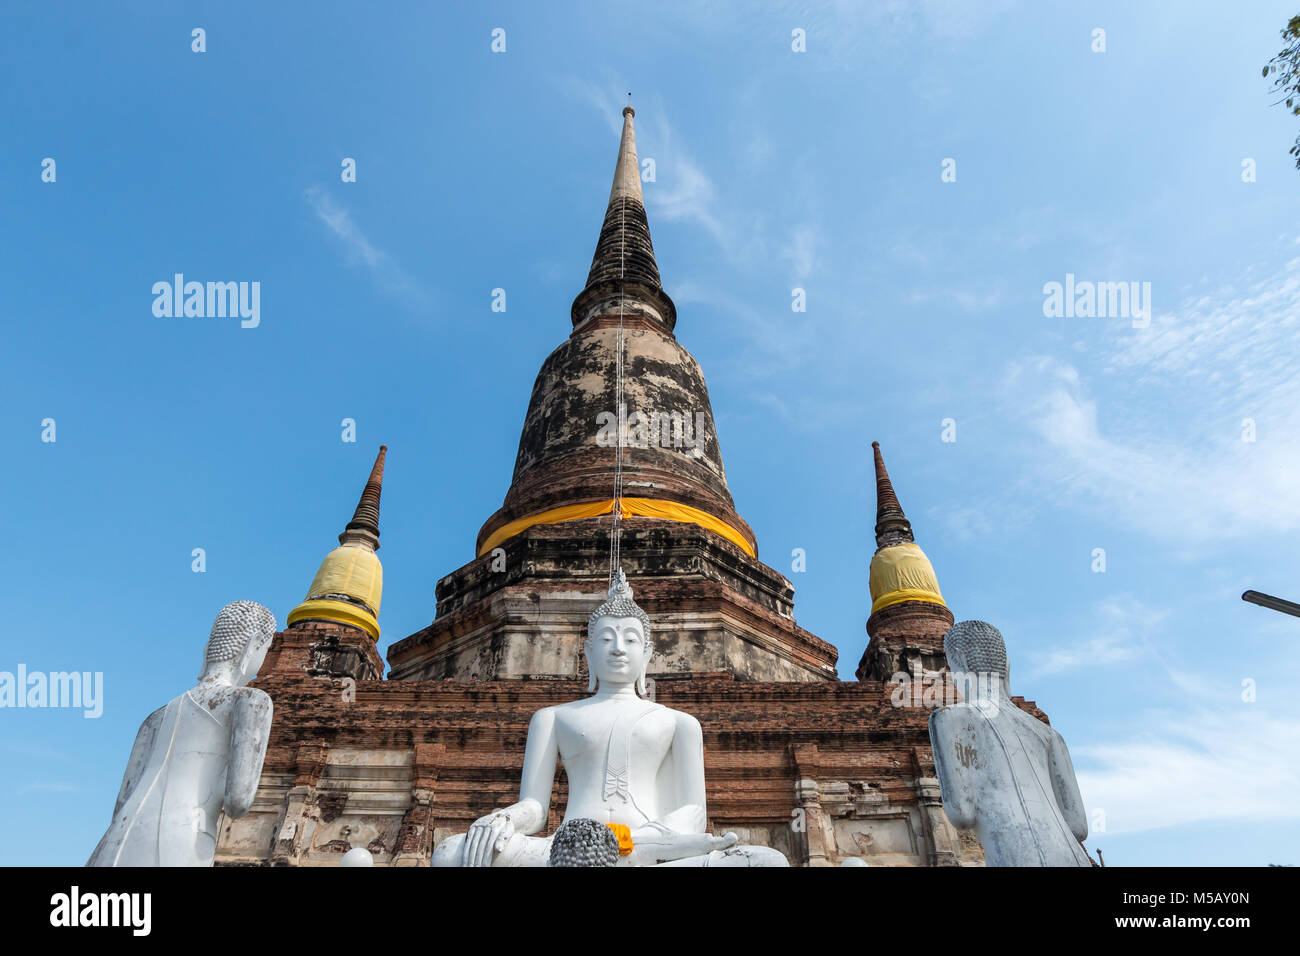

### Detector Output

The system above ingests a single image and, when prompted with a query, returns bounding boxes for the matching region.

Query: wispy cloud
[667,0,1020,68]
[1044,588,1300,835]
[1007,356,1300,543]
[904,285,1007,313]
[563,77,629,136]
[1078,704,1300,834]
[562,78,764,262]
[17,782,77,795]
[670,279,819,376]
[1102,255,1300,413]
[1044,589,1300,834]
[781,226,820,283]
[1026,596,1166,679]
[304,187,429,309]
[946,586,1298,837]
[647,151,725,244]
[933,504,996,544]
[994,244,1300,544]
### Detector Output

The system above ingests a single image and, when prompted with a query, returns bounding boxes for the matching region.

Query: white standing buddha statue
[928,620,1092,867]
[432,569,787,867]
[87,600,277,867]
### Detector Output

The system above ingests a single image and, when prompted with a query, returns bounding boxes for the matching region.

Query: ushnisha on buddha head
[943,619,1011,704]
[201,600,277,685]
[585,569,653,696]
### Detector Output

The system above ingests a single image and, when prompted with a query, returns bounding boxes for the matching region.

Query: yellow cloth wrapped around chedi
[287,445,387,641]
[869,540,945,614]
[867,441,946,615]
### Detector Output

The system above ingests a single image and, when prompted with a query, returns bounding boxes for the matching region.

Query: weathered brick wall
[857,599,955,682]
[215,674,1044,867]
[389,520,839,682]
[261,621,385,682]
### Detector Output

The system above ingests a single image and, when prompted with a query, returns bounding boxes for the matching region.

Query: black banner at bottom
[4,865,1290,942]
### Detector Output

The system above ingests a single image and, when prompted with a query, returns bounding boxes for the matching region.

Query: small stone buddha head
[201,600,277,685]
[585,569,653,695]
[943,620,1011,702]
[547,819,620,867]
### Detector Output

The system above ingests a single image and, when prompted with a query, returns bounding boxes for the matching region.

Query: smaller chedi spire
[341,444,386,550]
[867,442,945,616]
[872,441,913,549]
[287,446,388,641]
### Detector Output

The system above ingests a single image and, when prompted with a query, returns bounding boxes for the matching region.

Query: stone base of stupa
[387,517,839,683]
[214,671,1045,868]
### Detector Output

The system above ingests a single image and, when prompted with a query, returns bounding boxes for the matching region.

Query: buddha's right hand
[713,831,740,851]
[465,810,515,867]
[628,824,740,864]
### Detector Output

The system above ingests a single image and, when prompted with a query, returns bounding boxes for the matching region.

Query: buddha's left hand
[465,809,515,867]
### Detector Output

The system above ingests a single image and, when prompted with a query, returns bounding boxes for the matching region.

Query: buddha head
[201,600,277,685]
[547,819,620,867]
[943,620,1011,702]
[585,569,653,695]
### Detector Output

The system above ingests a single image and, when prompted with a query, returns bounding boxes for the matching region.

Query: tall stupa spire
[474,105,758,567]
[608,105,643,205]
[393,108,842,686]
[872,441,914,549]
[570,104,677,331]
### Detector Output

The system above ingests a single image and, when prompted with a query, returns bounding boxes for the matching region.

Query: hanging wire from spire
[608,106,629,588]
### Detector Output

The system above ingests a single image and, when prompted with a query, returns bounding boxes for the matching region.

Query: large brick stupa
[215,107,1047,867]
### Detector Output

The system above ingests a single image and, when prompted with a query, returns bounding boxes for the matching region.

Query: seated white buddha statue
[432,569,787,867]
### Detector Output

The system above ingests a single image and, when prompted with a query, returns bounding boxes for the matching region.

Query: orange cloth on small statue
[605,823,634,856]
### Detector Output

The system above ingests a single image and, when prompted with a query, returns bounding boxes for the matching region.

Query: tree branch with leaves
[1263,15,1300,169]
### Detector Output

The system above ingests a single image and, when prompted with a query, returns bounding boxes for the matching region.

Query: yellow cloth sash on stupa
[286,544,383,640]
[286,598,381,641]
[870,587,947,614]
[478,497,756,558]
[869,541,946,614]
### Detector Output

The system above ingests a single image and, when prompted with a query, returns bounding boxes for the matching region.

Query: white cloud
[1031,634,1142,678]
[1103,257,1300,412]
[17,782,77,794]
[1056,594,1300,835]
[563,78,627,136]
[904,285,1007,313]
[1078,705,1300,834]
[672,0,1020,68]
[999,249,1300,546]
[933,504,995,544]
[1026,597,1166,678]
[647,153,724,243]
[304,187,429,308]
[781,226,820,282]
[670,279,818,376]
[563,78,774,266]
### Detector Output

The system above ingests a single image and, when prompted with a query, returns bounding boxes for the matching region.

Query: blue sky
[3,1,1299,866]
